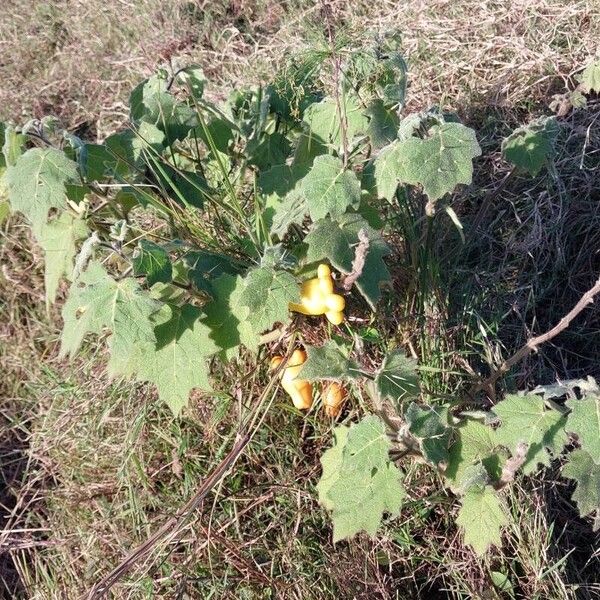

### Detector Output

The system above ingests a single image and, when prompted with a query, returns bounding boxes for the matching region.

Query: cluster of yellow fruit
[289,264,345,325]
[271,349,347,417]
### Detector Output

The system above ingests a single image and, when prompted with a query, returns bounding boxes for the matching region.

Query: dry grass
[2,1,600,599]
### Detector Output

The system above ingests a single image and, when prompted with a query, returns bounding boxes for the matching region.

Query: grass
[2,1,600,598]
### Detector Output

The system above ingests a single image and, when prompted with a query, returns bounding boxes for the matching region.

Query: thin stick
[471,275,600,398]
[85,340,296,599]
[85,433,250,600]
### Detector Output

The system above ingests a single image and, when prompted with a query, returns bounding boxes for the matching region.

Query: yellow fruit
[273,349,313,410]
[289,263,345,324]
[325,294,345,312]
[325,310,344,325]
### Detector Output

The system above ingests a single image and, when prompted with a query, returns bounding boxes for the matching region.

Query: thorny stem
[323,3,349,167]
[471,274,600,400]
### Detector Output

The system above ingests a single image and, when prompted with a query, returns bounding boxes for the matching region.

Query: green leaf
[580,60,600,94]
[130,73,198,141]
[105,122,165,175]
[373,141,404,200]
[562,449,600,517]
[366,100,400,150]
[183,251,240,295]
[235,266,299,348]
[201,274,246,360]
[60,262,161,377]
[317,415,405,542]
[317,426,349,511]
[456,484,507,555]
[270,189,308,238]
[6,148,78,235]
[502,117,559,176]
[302,95,368,151]
[0,200,9,225]
[566,395,600,464]
[133,240,173,286]
[445,419,504,492]
[374,351,419,405]
[137,304,218,416]
[405,403,451,468]
[300,340,362,381]
[176,65,206,99]
[38,212,88,304]
[2,124,25,167]
[248,132,291,171]
[305,214,390,308]
[301,155,361,221]
[494,394,568,475]
[374,122,480,202]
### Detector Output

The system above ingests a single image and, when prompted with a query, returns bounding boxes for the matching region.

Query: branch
[471,275,600,399]
[342,228,369,291]
[85,433,250,600]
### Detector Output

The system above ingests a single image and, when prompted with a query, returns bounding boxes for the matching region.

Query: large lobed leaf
[501,117,558,176]
[137,304,218,416]
[374,121,481,202]
[317,415,405,542]
[300,340,362,381]
[562,449,600,518]
[456,482,508,556]
[6,148,78,236]
[494,394,568,475]
[60,262,161,378]
[565,395,600,464]
[374,351,420,406]
[38,212,88,305]
[301,155,361,221]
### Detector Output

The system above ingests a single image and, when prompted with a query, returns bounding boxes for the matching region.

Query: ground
[1,1,600,598]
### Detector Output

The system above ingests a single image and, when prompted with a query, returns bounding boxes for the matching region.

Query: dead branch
[342,229,369,291]
[471,275,600,400]
[85,432,250,600]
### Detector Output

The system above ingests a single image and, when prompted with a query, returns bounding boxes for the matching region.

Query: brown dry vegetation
[2,1,600,599]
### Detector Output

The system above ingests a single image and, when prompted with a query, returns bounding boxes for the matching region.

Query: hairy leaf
[373,141,404,200]
[60,262,161,377]
[562,449,600,517]
[270,189,308,237]
[201,274,246,360]
[133,240,173,286]
[445,419,504,492]
[581,60,600,94]
[375,122,480,202]
[405,403,452,468]
[566,395,600,464]
[138,304,218,415]
[302,96,368,151]
[301,155,361,221]
[6,148,78,235]
[130,73,198,141]
[494,394,568,475]
[305,214,390,308]
[374,351,419,405]
[502,117,558,176]
[317,415,405,542]
[366,100,400,150]
[235,266,299,348]
[456,484,507,555]
[300,340,362,381]
[38,212,88,304]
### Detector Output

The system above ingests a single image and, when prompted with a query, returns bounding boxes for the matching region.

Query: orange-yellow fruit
[289,263,345,324]
[273,349,313,410]
[323,382,346,417]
